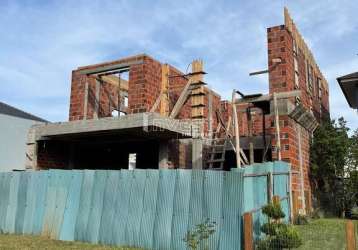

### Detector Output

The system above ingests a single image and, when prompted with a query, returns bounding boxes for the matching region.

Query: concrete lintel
[32,113,195,141]
[78,59,143,75]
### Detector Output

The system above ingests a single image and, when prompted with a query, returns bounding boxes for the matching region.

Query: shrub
[294,214,309,225]
[257,201,302,250]
[350,206,358,220]
[183,218,216,250]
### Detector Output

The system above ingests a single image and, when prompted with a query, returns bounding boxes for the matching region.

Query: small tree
[183,218,216,250]
[257,200,302,250]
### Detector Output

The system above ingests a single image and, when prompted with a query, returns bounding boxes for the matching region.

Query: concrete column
[192,138,203,169]
[158,141,169,169]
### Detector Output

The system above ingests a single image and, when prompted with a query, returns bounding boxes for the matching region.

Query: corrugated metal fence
[0,161,290,250]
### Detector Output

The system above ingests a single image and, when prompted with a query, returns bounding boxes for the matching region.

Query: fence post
[272,195,280,205]
[267,172,273,202]
[346,220,356,250]
[292,191,299,219]
[243,212,253,250]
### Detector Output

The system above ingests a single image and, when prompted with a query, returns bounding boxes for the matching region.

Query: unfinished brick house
[27,9,329,214]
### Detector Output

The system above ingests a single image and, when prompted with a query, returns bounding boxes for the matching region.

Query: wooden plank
[191,60,205,119]
[292,191,299,219]
[78,60,143,75]
[273,93,281,160]
[232,90,241,168]
[346,220,357,250]
[169,79,192,119]
[160,64,170,116]
[243,212,253,250]
[83,80,88,120]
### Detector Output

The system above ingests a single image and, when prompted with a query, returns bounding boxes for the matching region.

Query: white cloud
[0,0,357,130]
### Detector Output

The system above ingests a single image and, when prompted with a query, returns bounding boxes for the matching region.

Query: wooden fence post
[292,191,299,219]
[272,195,280,205]
[243,212,253,250]
[346,220,356,250]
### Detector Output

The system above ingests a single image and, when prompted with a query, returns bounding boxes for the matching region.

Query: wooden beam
[169,79,192,119]
[78,60,143,75]
[191,60,205,119]
[232,90,241,168]
[235,90,301,104]
[83,79,89,120]
[346,220,357,250]
[273,92,281,160]
[243,212,253,250]
[160,64,170,116]
[297,124,306,214]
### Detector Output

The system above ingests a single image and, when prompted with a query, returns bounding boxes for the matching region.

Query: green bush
[294,214,309,225]
[350,206,358,219]
[183,218,216,250]
[257,201,302,250]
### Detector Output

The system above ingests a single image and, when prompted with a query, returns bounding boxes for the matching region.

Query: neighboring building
[0,101,46,172]
[337,72,358,109]
[27,8,328,214]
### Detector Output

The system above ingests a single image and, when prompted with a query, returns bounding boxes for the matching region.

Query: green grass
[294,218,347,250]
[0,234,143,250]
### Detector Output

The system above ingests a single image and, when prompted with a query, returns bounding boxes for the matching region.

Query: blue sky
[0,0,357,130]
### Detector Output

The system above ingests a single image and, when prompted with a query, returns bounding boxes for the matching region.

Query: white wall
[0,114,42,172]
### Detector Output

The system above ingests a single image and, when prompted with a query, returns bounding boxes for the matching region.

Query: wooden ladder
[207,111,232,170]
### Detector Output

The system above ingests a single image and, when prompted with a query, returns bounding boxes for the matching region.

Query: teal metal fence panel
[0,173,10,232]
[273,161,290,222]
[5,172,20,234]
[126,170,146,247]
[32,171,48,235]
[15,172,29,234]
[23,172,36,235]
[51,170,72,239]
[219,171,244,250]
[86,170,107,244]
[153,170,176,250]
[59,170,83,241]
[98,170,119,245]
[170,170,191,250]
[138,170,159,249]
[74,170,94,242]
[203,170,224,250]
[112,170,132,246]
[42,170,59,237]
[0,162,290,250]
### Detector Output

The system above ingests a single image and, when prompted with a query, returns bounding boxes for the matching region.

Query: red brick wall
[168,66,191,119]
[37,141,68,169]
[128,56,162,114]
[69,55,146,121]
[267,24,330,212]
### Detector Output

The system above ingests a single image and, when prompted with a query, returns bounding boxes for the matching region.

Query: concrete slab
[31,113,196,141]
